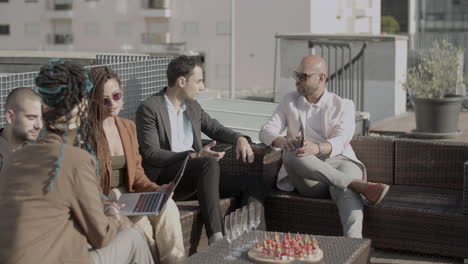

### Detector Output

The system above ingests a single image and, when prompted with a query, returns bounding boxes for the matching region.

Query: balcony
[141,33,185,54]
[141,0,171,18]
[46,0,73,19]
[47,33,73,45]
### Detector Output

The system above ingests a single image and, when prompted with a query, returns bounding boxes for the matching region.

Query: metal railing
[408,32,468,75]
[308,41,367,112]
[410,32,467,50]
[95,54,153,64]
[0,56,172,127]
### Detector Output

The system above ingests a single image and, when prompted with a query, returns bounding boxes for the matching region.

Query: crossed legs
[283,152,364,238]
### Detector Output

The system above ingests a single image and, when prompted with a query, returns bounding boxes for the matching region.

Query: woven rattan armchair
[265,136,468,258]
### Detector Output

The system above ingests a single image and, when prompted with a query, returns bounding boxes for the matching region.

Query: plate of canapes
[247,233,323,263]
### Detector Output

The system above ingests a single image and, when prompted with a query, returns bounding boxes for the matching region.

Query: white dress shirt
[259,89,365,191]
[302,96,326,143]
[164,95,194,152]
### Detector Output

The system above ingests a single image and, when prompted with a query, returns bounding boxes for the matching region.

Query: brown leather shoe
[364,183,390,205]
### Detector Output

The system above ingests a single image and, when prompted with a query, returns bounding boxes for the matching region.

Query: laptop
[118,154,190,216]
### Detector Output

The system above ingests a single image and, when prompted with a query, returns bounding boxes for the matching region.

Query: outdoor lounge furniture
[176,136,468,258]
[266,136,468,259]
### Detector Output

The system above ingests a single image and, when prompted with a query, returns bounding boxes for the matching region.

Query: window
[216,21,230,35]
[0,0,9,3]
[52,34,73,44]
[182,21,199,36]
[0,25,10,35]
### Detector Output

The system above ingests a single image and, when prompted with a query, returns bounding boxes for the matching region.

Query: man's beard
[13,127,37,143]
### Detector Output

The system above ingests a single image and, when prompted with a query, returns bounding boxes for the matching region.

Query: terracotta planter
[412,95,465,138]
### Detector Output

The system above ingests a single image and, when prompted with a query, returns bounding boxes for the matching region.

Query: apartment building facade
[0,0,380,98]
[382,0,468,34]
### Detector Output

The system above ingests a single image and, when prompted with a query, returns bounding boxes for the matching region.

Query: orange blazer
[101,117,159,195]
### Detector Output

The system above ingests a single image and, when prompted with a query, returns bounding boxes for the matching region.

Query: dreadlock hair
[89,66,122,191]
[35,59,98,192]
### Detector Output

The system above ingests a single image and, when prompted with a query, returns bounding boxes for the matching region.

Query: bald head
[4,87,42,144]
[299,55,328,76]
[5,87,41,113]
[295,56,328,102]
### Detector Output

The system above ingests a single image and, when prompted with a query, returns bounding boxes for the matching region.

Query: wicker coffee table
[186,231,371,264]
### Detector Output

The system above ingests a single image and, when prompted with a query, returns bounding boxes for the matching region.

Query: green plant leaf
[403,40,464,99]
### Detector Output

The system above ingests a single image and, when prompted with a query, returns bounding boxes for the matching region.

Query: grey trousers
[89,228,155,264]
[282,152,364,238]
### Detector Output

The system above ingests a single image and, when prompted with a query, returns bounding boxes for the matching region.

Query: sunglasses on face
[103,91,123,106]
[293,71,321,82]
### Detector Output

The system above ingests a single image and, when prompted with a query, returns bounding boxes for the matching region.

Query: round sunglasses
[103,91,123,106]
[292,71,321,82]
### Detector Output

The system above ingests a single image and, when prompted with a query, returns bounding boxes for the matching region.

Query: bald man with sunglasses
[259,55,389,238]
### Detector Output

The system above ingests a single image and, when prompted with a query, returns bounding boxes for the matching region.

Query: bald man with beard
[0,87,42,172]
[259,55,389,238]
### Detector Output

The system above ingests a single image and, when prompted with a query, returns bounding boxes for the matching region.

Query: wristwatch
[318,142,325,156]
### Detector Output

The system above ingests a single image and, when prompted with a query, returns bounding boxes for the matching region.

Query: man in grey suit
[136,55,264,244]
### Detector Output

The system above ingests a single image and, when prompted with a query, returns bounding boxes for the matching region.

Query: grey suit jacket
[136,88,245,168]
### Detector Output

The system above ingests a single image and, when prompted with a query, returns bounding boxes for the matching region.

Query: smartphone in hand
[213,145,232,152]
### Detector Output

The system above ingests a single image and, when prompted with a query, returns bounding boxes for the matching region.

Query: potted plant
[403,40,465,138]
[381,16,400,34]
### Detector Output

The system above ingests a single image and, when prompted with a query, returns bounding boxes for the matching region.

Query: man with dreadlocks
[0,59,154,264]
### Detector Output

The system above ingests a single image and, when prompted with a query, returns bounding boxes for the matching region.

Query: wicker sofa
[265,136,468,258]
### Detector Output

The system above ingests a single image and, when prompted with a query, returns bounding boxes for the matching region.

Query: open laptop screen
[118,154,190,216]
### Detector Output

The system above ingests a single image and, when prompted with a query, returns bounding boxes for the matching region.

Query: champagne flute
[248,203,257,245]
[253,202,263,244]
[231,209,243,256]
[223,214,236,260]
[240,206,250,249]
[254,202,262,230]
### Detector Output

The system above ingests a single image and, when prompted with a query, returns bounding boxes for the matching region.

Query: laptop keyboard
[133,193,164,213]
